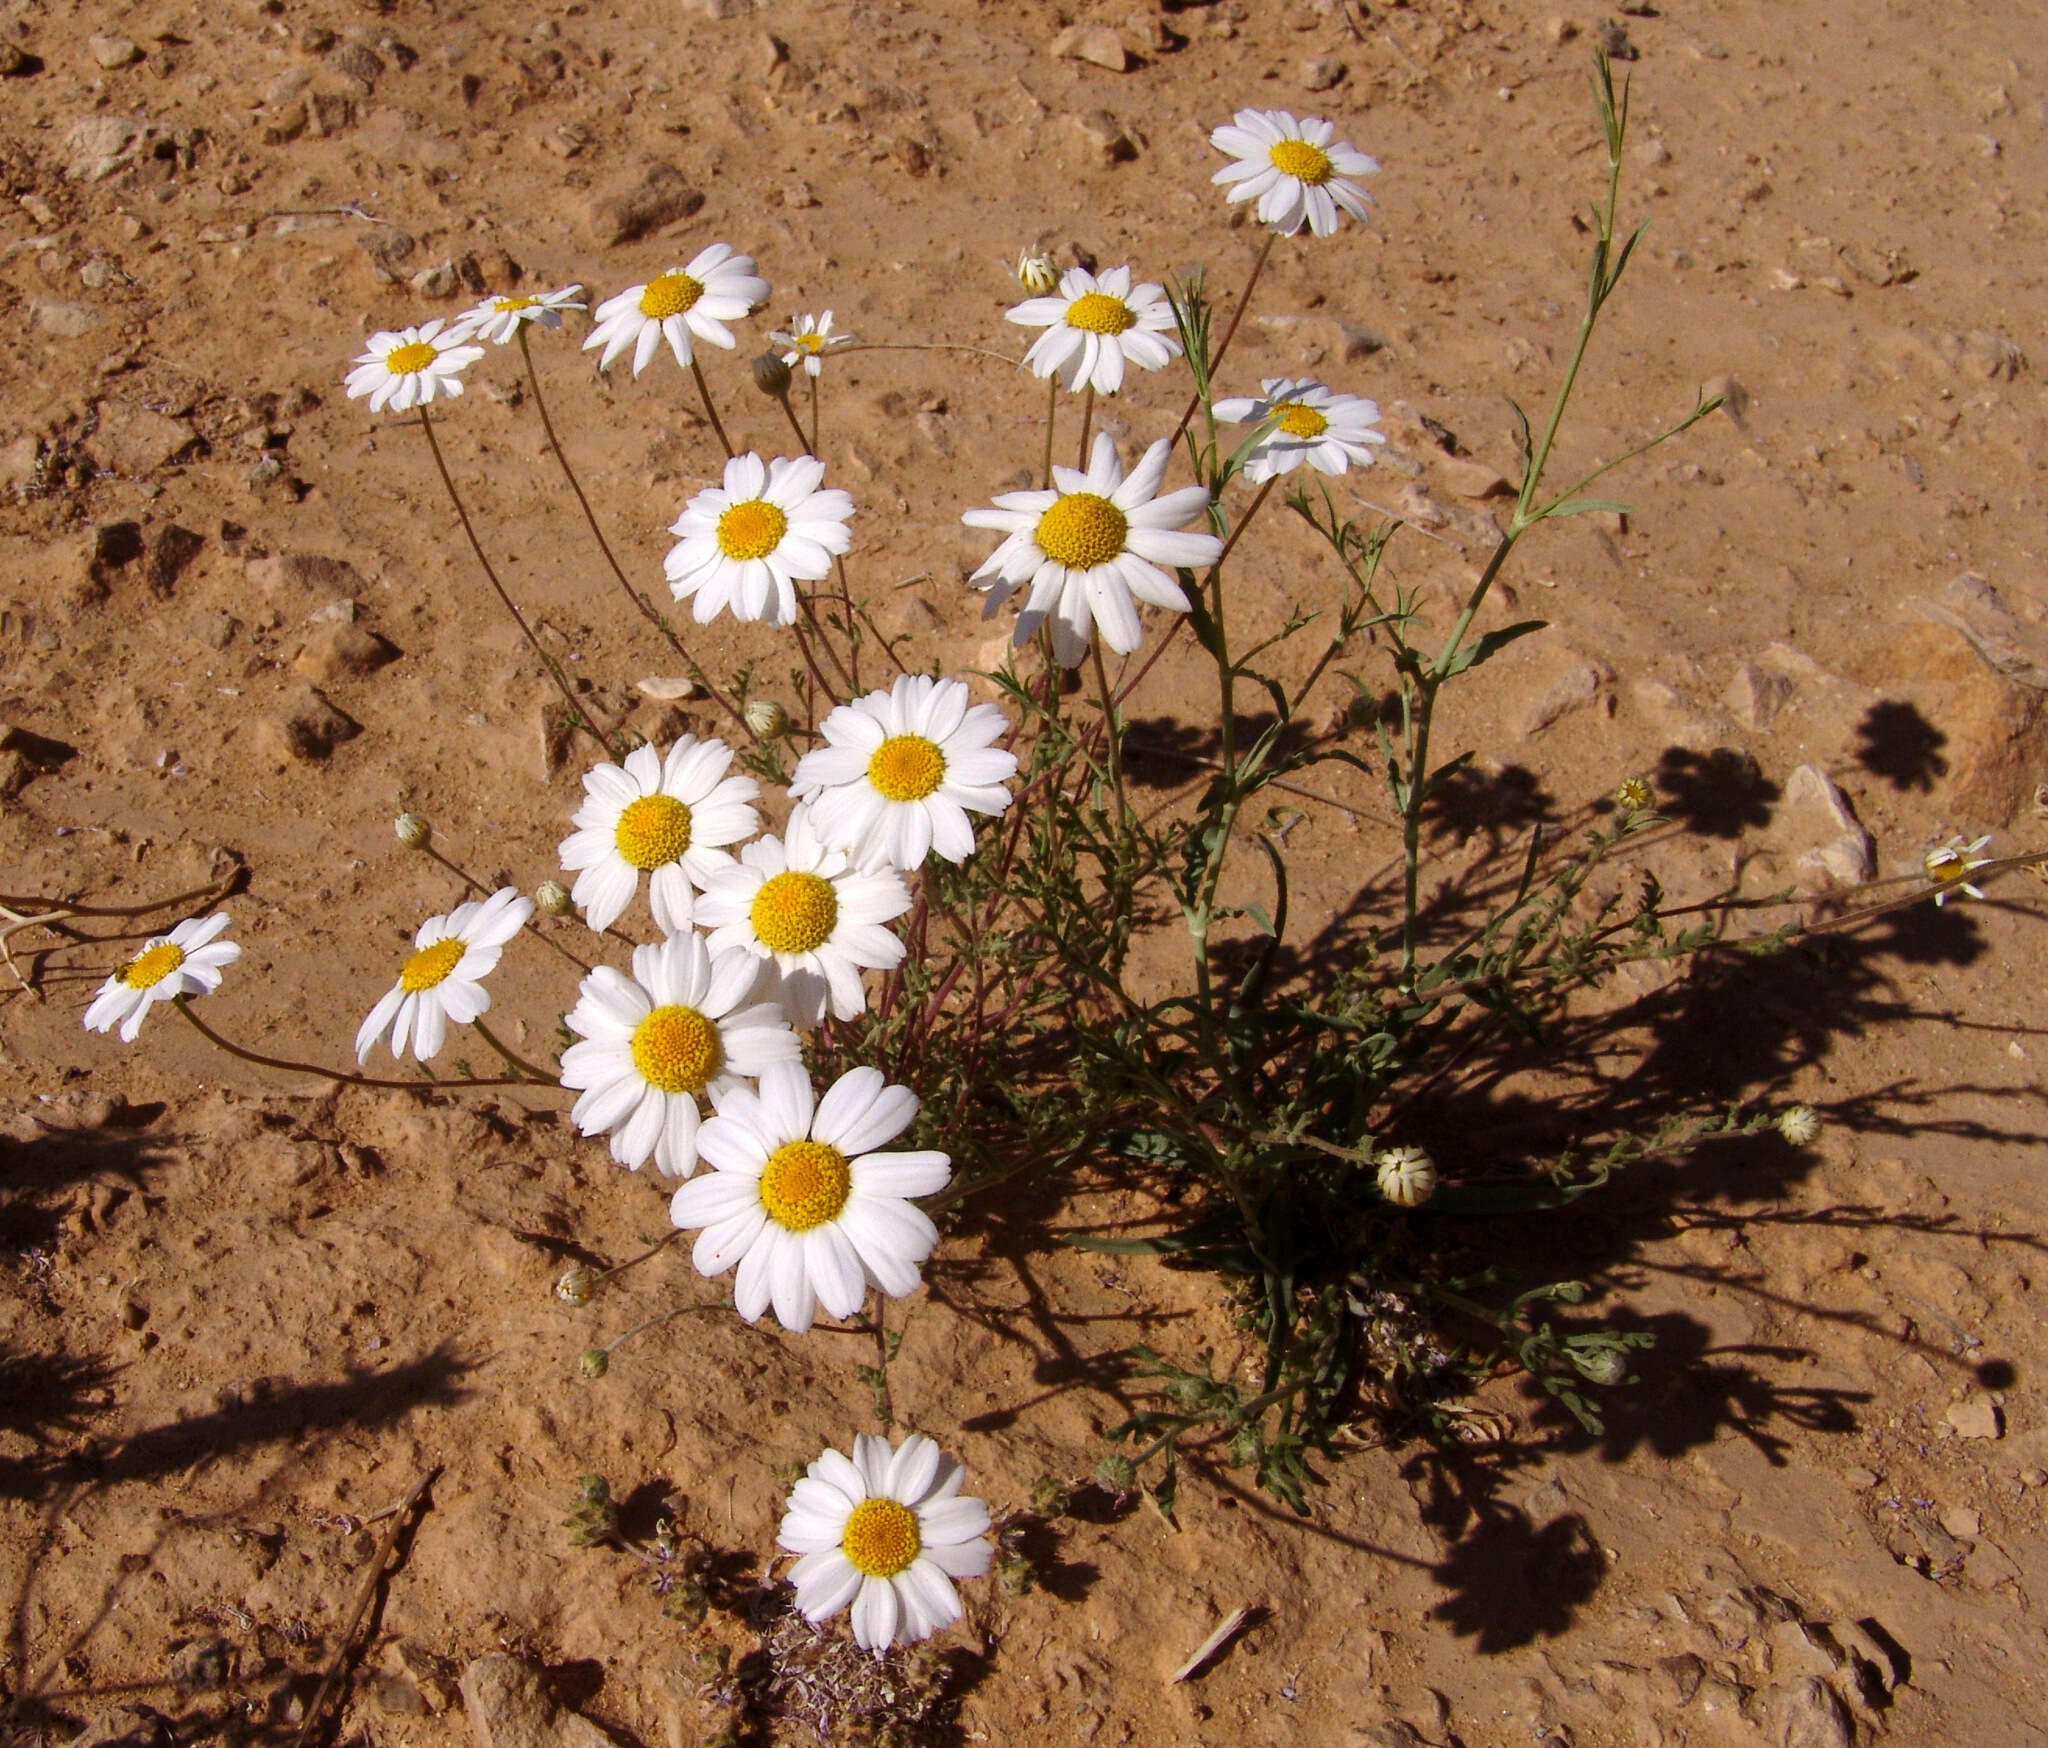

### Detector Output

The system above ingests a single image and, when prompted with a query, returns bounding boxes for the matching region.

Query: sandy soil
[5,0,2048,1742]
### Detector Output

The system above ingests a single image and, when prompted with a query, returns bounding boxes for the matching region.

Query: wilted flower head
[1014,248,1059,296]
[1375,1145,1436,1208]
[1777,1105,1821,1146]
[1924,834,1991,906]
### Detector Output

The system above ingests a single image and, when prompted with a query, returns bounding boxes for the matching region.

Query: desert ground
[4,0,2048,1742]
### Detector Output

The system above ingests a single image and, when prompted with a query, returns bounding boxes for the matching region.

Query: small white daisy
[1005,265,1182,397]
[790,674,1019,872]
[962,432,1222,668]
[776,1432,992,1654]
[1209,108,1380,238]
[560,933,799,1178]
[1212,377,1387,482]
[1375,1145,1437,1208]
[663,453,855,629]
[559,737,761,936]
[343,320,486,414]
[670,1060,951,1331]
[583,245,770,376]
[771,310,853,379]
[83,913,240,1043]
[448,284,586,346]
[696,804,912,1028]
[354,887,533,1065]
[1925,834,1992,906]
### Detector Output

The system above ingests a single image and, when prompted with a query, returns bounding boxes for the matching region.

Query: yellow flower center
[868,735,946,803]
[840,1497,922,1579]
[615,794,693,870]
[1035,492,1129,570]
[1926,849,1970,885]
[758,1138,853,1232]
[630,1004,723,1095]
[1273,402,1329,439]
[1269,139,1335,185]
[640,273,704,319]
[118,941,185,990]
[1065,292,1135,335]
[716,499,789,562]
[751,871,839,955]
[400,937,466,992]
[384,341,439,375]
[798,333,826,354]
[493,295,537,312]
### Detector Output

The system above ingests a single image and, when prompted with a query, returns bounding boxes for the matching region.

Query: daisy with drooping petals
[670,1061,951,1330]
[1925,834,1993,906]
[1005,265,1182,396]
[790,674,1018,872]
[448,284,586,346]
[84,913,240,1043]
[771,311,853,378]
[696,805,912,1028]
[1213,377,1387,482]
[343,320,486,414]
[355,887,533,1065]
[777,1432,992,1654]
[1209,108,1381,238]
[560,933,799,1177]
[558,737,761,936]
[583,245,770,376]
[962,432,1222,668]
[663,453,855,628]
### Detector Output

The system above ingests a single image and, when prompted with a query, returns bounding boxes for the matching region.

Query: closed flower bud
[394,812,432,850]
[1375,1145,1437,1208]
[555,1263,598,1304]
[750,351,793,398]
[578,1345,610,1379]
[1093,1454,1136,1494]
[1777,1105,1821,1146]
[1014,248,1059,296]
[1569,1345,1631,1387]
[536,879,576,919]
[743,696,788,738]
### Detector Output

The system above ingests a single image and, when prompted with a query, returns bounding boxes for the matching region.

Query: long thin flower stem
[1040,374,1058,489]
[772,386,813,457]
[470,1017,557,1084]
[1173,229,1278,446]
[416,409,616,754]
[809,370,821,456]
[1091,637,1129,828]
[1076,384,1095,468]
[172,996,531,1092]
[419,841,593,974]
[689,355,736,461]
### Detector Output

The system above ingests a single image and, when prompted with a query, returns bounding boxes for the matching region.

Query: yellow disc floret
[118,941,186,990]
[384,341,440,375]
[759,1138,853,1232]
[840,1497,922,1579]
[716,499,789,562]
[1268,139,1334,185]
[751,871,839,955]
[1273,402,1329,439]
[640,273,705,319]
[630,1004,723,1094]
[868,735,947,803]
[1035,492,1129,570]
[493,295,538,312]
[615,794,693,870]
[400,937,466,992]
[1065,292,1136,335]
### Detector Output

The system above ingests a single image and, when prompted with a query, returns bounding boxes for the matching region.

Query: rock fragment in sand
[145,525,206,596]
[1724,661,1794,731]
[459,1655,618,1748]
[327,39,384,90]
[31,300,101,338]
[1300,56,1345,91]
[86,520,144,590]
[586,161,703,246]
[1781,764,1874,888]
[93,403,195,475]
[357,225,416,280]
[169,1635,229,1690]
[1051,25,1130,71]
[1946,1397,2003,1440]
[64,115,150,180]
[1523,663,1606,736]
[0,722,75,798]
[88,34,142,68]
[246,552,366,595]
[293,621,398,683]
[1777,1676,1854,1748]
[257,688,361,763]
[1437,456,1514,500]
[1067,110,1137,163]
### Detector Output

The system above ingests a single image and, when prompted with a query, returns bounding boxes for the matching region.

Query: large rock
[93,402,195,475]
[585,162,702,247]
[246,552,367,595]
[63,115,150,180]
[459,1657,618,1748]
[1780,764,1875,890]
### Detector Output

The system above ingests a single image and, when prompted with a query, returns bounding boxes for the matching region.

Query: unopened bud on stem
[751,351,793,398]
[536,879,575,918]
[744,697,788,738]
[394,812,432,850]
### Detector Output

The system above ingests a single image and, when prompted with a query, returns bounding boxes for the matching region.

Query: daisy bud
[535,879,576,919]
[1777,1105,1821,1146]
[1375,1145,1437,1208]
[750,351,793,398]
[1093,1454,1136,1495]
[394,811,432,850]
[554,1262,598,1305]
[743,696,788,738]
[1014,248,1059,296]
[578,1345,610,1379]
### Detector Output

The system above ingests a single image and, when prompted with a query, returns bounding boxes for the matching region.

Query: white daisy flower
[669,1060,951,1331]
[448,284,586,346]
[771,310,853,378]
[1375,1145,1437,1208]
[354,887,533,1065]
[343,320,486,414]
[560,933,799,1178]
[1209,108,1380,238]
[962,432,1222,668]
[1004,265,1181,396]
[83,913,240,1043]
[559,737,761,937]
[583,245,770,376]
[663,453,855,629]
[1212,377,1387,482]
[1925,834,1992,906]
[790,674,1019,872]
[696,805,912,1028]
[776,1431,992,1654]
